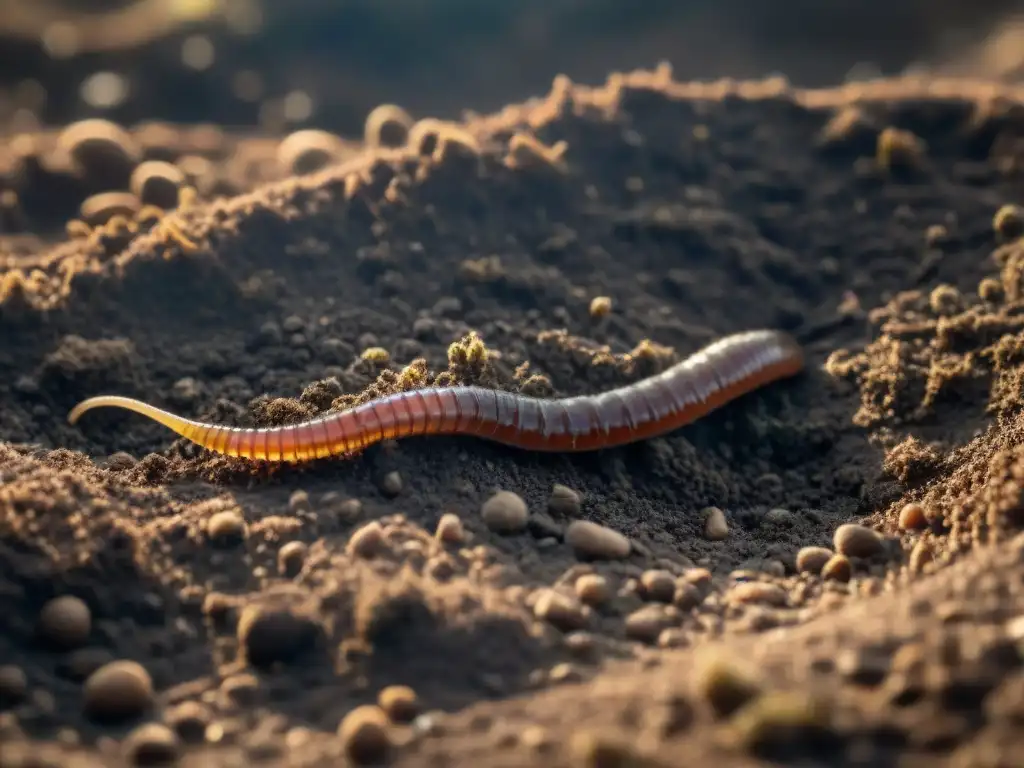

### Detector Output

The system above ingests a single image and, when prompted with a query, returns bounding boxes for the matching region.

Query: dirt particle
[0,665,28,708]
[163,700,211,743]
[673,582,703,611]
[481,490,529,533]
[277,129,346,176]
[79,191,141,226]
[237,604,322,668]
[575,574,610,606]
[978,277,1004,302]
[703,506,729,541]
[994,203,1024,241]
[130,160,185,209]
[833,523,883,558]
[565,520,630,560]
[364,104,414,148]
[288,489,311,514]
[58,118,140,189]
[435,512,465,544]
[639,570,676,603]
[278,541,308,576]
[548,483,582,516]
[338,704,393,765]
[122,722,181,766]
[37,595,92,649]
[378,684,419,723]
[206,509,247,547]
[348,521,385,558]
[876,126,925,173]
[533,588,588,632]
[695,653,762,719]
[796,546,834,575]
[361,346,391,365]
[379,471,403,497]
[821,554,852,582]
[589,295,612,318]
[83,660,154,722]
[898,502,928,531]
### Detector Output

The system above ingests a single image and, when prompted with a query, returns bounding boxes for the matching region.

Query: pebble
[338,704,393,765]
[673,582,703,611]
[121,722,181,765]
[548,484,582,516]
[694,654,762,718]
[237,604,322,668]
[288,489,311,514]
[277,129,346,176]
[574,574,610,606]
[624,605,671,643]
[79,191,141,226]
[764,507,793,525]
[348,521,385,558]
[379,471,403,497]
[898,502,928,531]
[83,660,154,722]
[378,685,419,723]
[278,542,308,576]
[0,664,28,707]
[639,569,676,603]
[994,203,1024,240]
[206,509,247,547]
[565,520,630,560]
[364,104,414,148]
[833,523,884,558]
[822,554,853,582]
[163,700,212,743]
[796,546,834,575]
[37,595,92,649]
[533,589,588,631]
[58,118,140,188]
[481,490,529,533]
[703,507,729,541]
[435,513,465,543]
[729,582,788,607]
[130,160,185,209]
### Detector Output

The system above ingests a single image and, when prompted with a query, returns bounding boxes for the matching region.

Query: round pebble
[37,595,92,649]
[122,722,180,766]
[898,502,928,531]
[481,490,529,533]
[338,704,393,765]
[278,129,346,176]
[380,471,403,497]
[79,191,141,226]
[574,574,610,606]
[130,160,185,209]
[833,523,883,558]
[0,664,28,708]
[729,582,787,607]
[378,685,419,723]
[533,588,588,631]
[348,521,384,558]
[548,484,581,516]
[822,554,853,582]
[278,541,308,576]
[163,700,212,743]
[435,513,465,543]
[639,570,676,603]
[703,507,729,541]
[565,520,630,560]
[237,604,322,668]
[364,104,414,148]
[206,509,247,546]
[83,660,154,722]
[994,203,1024,240]
[624,605,671,643]
[58,118,140,189]
[796,546,834,575]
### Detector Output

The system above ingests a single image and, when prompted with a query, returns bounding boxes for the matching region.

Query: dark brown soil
[5,5,1024,768]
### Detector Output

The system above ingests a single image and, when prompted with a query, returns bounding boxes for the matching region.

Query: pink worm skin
[67,330,804,463]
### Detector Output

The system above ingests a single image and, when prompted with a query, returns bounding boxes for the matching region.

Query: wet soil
[4,10,1024,768]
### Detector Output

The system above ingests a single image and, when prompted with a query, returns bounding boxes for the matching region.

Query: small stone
[533,589,588,631]
[338,704,392,765]
[639,570,676,603]
[764,508,793,525]
[589,296,612,318]
[79,191,140,226]
[833,523,883,558]
[83,660,154,722]
[574,574,610,606]
[288,490,311,514]
[336,498,363,521]
[378,685,419,723]
[548,484,582,516]
[565,520,630,560]
[380,471,403,497]
[673,582,703,611]
[348,521,385,558]
[729,582,788,607]
[0,665,28,708]
[278,541,308,576]
[163,700,211,743]
[37,595,92,649]
[658,628,688,648]
[564,631,596,658]
[796,546,834,575]
[130,160,185,209]
[624,605,671,643]
[278,129,346,176]
[898,503,928,531]
[435,513,465,543]
[481,490,529,533]
[122,722,180,765]
[237,605,321,668]
[58,118,140,189]
[206,510,247,547]
[703,507,729,541]
[694,654,761,719]
[821,554,852,582]
[994,203,1024,240]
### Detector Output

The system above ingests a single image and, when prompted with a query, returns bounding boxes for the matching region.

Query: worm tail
[68,396,207,444]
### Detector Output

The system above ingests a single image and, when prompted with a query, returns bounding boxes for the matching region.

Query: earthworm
[67,329,803,462]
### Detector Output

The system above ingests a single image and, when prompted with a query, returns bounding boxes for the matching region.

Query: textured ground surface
[4,5,1024,768]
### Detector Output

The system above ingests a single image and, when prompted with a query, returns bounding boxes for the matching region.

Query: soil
[4,5,1024,768]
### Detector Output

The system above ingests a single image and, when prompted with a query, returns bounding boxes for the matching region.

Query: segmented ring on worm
[67,329,804,463]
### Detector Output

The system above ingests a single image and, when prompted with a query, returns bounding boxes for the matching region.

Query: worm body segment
[67,330,804,462]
